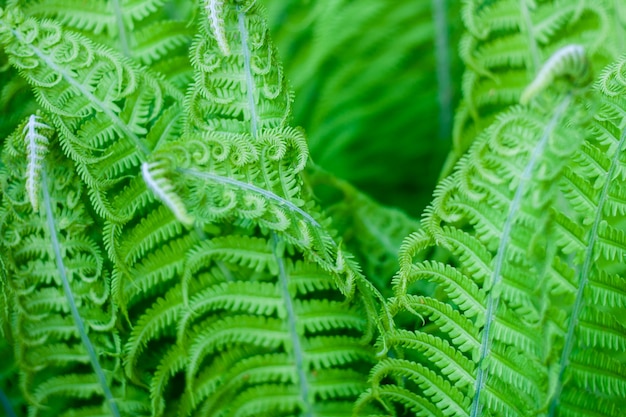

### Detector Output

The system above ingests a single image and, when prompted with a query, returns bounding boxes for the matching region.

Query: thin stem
[431,0,453,139]
[178,168,321,229]
[520,0,540,75]
[272,233,312,417]
[0,388,17,417]
[548,126,626,415]
[42,169,120,417]
[237,6,259,137]
[110,0,131,57]
[470,96,572,416]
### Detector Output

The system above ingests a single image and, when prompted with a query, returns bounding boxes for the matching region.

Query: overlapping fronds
[447,0,617,173]
[360,47,591,414]
[119,233,375,417]
[21,0,195,80]
[0,9,184,220]
[3,1,625,417]
[95,3,388,417]
[0,118,143,417]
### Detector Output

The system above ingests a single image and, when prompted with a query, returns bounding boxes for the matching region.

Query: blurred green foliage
[263,0,462,214]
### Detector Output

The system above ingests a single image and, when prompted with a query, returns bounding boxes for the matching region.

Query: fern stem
[519,0,540,75]
[0,388,17,417]
[431,0,453,139]
[41,169,120,417]
[178,168,321,228]
[470,96,572,417]
[272,233,312,417]
[5,27,149,156]
[237,6,259,137]
[110,0,131,57]
[548,126,626,415]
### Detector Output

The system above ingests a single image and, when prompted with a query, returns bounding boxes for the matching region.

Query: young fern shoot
[142,161,195,226]
[205,0,230,55]
[23,114,50,212]
[520,44,591,105]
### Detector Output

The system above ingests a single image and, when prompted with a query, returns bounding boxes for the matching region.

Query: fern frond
[131,20,193,65]
[0,121,132,416]
[0,10,184,220]
[119,231,374,417]
[448,0,614,168]
[23,0,194,73]
[365,63,589,414]
[545,54,626,417]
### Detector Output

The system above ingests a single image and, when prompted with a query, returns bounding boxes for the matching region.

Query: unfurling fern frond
[0,9,184,221]
[0,118,146,417]
[360,78,587,416]
[161,1,389,313]
[185,0,292,137]
[520,44,591,105]
[22,113,50,212]
[447,0,613,171]
[142,160,194,226]
[100,3,387,416]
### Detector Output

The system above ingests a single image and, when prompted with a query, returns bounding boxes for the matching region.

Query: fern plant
[444,0,619,175]
[358,4,626,417]
[1,1,626,417]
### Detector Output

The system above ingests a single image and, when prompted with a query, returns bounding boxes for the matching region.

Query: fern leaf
[365,57,588,414]
[120,231,374,416]
[23,0,193,72]
[0,122,131,416]
[0,10,183,220]
[449,0,614,167]
[546,54,626,417]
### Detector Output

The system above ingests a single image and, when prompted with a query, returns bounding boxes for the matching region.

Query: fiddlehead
[94,4,390,417]
[22,113,50,212]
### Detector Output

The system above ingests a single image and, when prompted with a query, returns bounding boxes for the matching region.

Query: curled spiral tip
[205,0,230,56]
[521,44,591,105]
[141,161,194,226]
